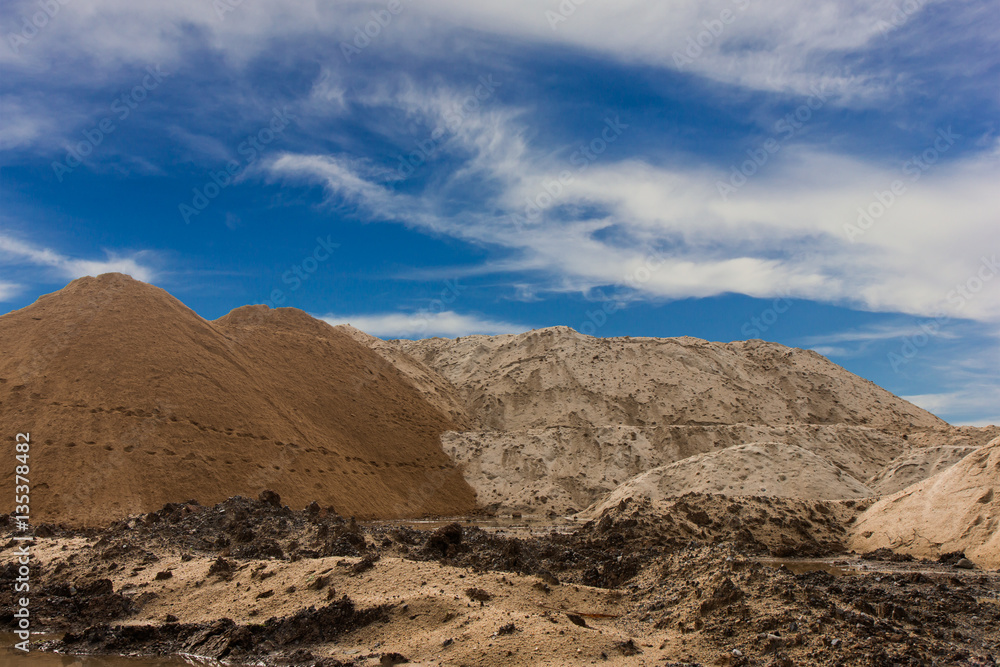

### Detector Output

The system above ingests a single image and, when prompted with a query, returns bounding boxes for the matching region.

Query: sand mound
[392,327,945,430]
[867,445,980,496]
[850,436,1000,568]
[0,274,475,526]
[587,442,873,515]
[346,327,947,512]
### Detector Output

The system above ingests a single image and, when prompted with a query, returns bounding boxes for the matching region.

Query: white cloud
[0,233,156,282]
[0,0,972,103]
[321,310,527,339]
[0,281,22,301]
[902,390,1000,427]
[267,80,1000,323]
[803,324,960,346]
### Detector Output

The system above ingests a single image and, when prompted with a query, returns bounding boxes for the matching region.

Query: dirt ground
[2,493,998,666]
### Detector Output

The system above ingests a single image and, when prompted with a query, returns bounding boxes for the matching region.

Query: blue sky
[1,0,998,425]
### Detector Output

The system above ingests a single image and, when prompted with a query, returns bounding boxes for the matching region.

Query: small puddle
[0,634,217,666]
[758,559,855,576]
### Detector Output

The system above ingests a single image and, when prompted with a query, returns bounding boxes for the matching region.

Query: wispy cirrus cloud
[266,77,1000,324]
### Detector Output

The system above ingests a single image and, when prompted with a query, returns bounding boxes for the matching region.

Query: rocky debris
[52,597,389,662]
[642,545,1000,666]
[861,548,914,562]
[0,569,132,630]
[4,493,999,665]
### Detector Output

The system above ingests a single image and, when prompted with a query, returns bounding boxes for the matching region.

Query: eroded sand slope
[851,436,1000,568]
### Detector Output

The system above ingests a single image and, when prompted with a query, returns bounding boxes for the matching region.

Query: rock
[616,638,642,655]
[154,570,173,580]
[566,614,589,628]
[380,652,409,665]
[464,587,492,602]
[496,622,516,636]
[536,569,560,586]
[352,553,380,574]
[258,490,281,507]
[208,556,235,580]
[426,523,463,557]
[954,558,975,570]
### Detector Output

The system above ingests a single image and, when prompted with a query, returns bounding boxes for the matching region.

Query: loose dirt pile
[867,445,980,495]
[851,436,1000,568]
[0,274,474,525]
[589,443,873,515]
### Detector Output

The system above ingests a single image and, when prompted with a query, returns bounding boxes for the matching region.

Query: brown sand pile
[588,442,872,516]
[335,324,471,427]
[0,274,475,526]
[443,424,903,513]
[867,445,980,496]
[850,436,1000,568]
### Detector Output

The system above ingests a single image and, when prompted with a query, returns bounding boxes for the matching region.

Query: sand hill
[342,326,951,512]
[867,445,980,496]
[850,436,1000,568]
[587,442,872,516]
[0,274,475,526]
[391,327,945,430]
